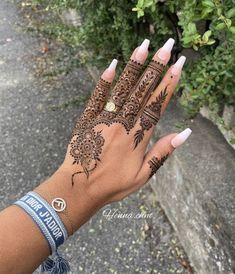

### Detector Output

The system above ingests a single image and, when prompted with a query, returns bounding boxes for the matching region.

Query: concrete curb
[150,101,235,274]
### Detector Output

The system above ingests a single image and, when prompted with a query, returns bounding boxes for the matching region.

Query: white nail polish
[108,59,118,71]
[138,39,150,53]
[158,38,175,60]
[171,56,186,75]
[171,128,192,148]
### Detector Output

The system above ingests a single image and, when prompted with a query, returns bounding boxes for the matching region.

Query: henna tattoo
[112,60,165,133]
[111,59,143,108]
[148,154,169,179]
[70,128,105,184]
[134,86,168,148]
[69,78,110,184]
[94,59,143,127]
[69,59,165,185]
[72,78,111,136]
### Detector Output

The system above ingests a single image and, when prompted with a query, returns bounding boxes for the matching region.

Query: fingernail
[158,38,175,60]
[135,39,150,62]
[102,59,117,81]
[138,39,150,53]
[171,128,192,148]
[171,56,186,75]
[108,59,118,71]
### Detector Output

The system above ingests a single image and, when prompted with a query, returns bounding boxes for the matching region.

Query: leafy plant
[180,40,235,116]
[24,0,235,120]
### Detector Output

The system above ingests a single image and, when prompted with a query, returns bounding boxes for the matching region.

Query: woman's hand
[60,38,191,206]
[0,38,192,274]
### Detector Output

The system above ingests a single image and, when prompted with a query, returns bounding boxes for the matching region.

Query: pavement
[0,0,191,273]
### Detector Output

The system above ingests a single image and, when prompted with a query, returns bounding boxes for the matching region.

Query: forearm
[0,205,49,274]
[0,168,102,274]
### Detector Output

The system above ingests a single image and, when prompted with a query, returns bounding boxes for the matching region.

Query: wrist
[33,167,104,234]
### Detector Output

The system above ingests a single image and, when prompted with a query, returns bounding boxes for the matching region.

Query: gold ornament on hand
[104,100,117,112]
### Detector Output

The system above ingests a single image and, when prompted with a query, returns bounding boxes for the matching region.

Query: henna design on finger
[148,154,169,179]
[69,78,110,184]
[69,59,165,185]
[94,59,143,126]
[112,60,165,133]
[72,78,111,136]
[134,86,168,148]
[111,60,143,108]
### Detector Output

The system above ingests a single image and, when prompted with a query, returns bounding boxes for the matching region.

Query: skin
[0,39,186,274]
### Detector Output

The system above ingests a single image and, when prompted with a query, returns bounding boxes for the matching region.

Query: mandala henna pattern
[70,78,110,184]
[112,60,165,133]
[148,154,169,179]
[134,86,168,148]
[70,128,105,184]
[94,59,143,126]
[69,59,165,185]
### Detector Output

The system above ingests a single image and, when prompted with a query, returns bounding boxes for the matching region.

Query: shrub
[27,0,235,118]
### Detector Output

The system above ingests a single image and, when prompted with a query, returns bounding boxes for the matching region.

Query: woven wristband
[14,191,70,274]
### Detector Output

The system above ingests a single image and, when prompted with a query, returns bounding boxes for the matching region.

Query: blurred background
[26,0,235,134]
[0,0,234,273]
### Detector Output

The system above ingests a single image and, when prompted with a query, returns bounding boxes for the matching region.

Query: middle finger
[114,38,175,133]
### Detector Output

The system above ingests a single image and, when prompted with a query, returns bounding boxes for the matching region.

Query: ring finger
[132,56,186,149]
[94,39,149,127]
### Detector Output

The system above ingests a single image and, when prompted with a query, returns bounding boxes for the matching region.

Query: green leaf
[217,8,222,16]
[226,8,235,19]
[225,18,232,28]
[150,4,156,12]
[202,0,214,8]
[215,22,226,30]
[230,138,235,145]
[138,0,145,8]
[201,7,214,18]
[145,0,154,8]
[188,23,197,34]
[137,9,144,18]
[182,35,194,44]
[207,39,215,45]
[196,77,204,82]
[202,30,212,42]
[229,26,235,34]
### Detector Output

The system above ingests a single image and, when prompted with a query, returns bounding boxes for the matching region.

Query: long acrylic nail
[107,59,118,71]
[171,56,186,75]
[158,38,175,60]
[138,39,150,53]
[171,128,192,148]
[102,59,118,81]
[135,39,150,62]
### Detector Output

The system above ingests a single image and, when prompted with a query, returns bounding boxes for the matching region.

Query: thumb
[136,128,192,184]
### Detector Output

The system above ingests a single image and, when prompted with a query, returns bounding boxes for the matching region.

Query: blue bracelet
[14,191,70,273]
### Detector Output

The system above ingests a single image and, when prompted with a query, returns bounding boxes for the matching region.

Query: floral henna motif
[148,154,169,179]
[113,60,165,133]
[93,59,143,127]
[69,59,165,185]
[70,78,110,184]
[70,128,105,184]
[134,86,168,148]
[72,78,111,136]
